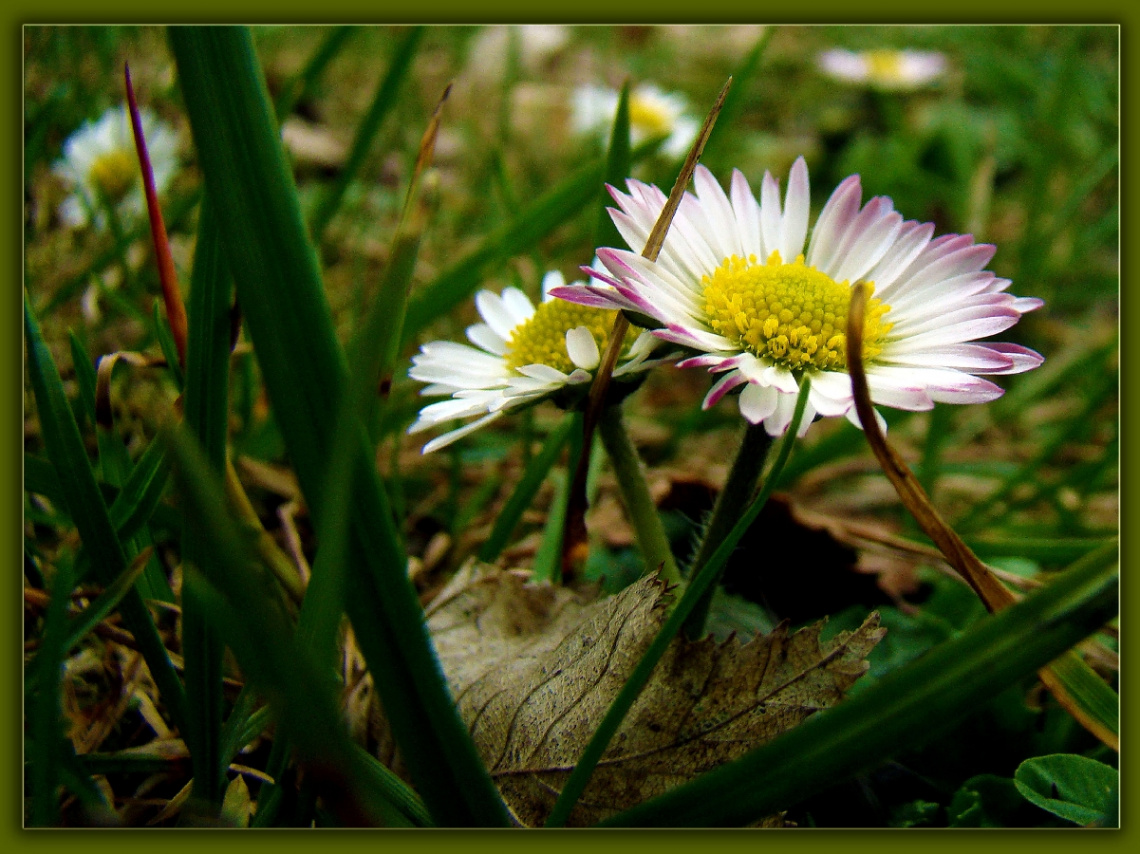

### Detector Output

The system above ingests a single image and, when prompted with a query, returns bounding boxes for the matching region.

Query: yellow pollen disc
[505,300,638,374]
[701,252,893,372]
[865,50,906,84]
[629,96,673,138]
[88,149,138,201]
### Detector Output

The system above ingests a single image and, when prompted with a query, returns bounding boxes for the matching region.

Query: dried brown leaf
[427,564,884,826]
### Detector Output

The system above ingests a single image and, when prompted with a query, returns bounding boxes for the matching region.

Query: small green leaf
[889,799,942,828]
[1014,754,1117,826]
[948,774,1029,827]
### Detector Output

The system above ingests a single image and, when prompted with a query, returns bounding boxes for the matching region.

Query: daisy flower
[408,268,667,453]
[571,83,700,160]
[550,157,1043,437]
[817,48,948,91]
[53,104,180,230]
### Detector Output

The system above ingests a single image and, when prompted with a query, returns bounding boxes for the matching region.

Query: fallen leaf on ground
[425,563,884,826]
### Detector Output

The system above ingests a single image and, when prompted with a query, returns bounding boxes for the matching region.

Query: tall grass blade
[593,82,631,251]
[64,546,152,651]
[308,26,424,241]
[272,26,355,120]
[168,26,508,826]
[28,555,75,826]
[180,194,234,813]
[165,427,423,827]
[545,379,810,827]
[698,28,772,172]
[602,542,1119,826]
[25,295,188,734]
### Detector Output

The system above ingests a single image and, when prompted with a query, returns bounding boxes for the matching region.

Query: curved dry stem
[562,77,734,579]
[847,282,1118,751]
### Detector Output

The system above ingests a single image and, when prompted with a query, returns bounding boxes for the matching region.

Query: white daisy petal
[738,382,778,424]
[565,326,601,371]
[846,405,888,434]
[515,363,570,383]
[465,322,509,356]
[730,169,763,258]
[420,413,506,454]
[806,175,863,271]
[500,287,537,324]
[780,156,811,262]
[540,270,565,300]
[759,170,783,256]
[476,290,522,340]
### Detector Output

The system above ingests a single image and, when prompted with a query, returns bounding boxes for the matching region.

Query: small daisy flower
[550,157,1043,437]
[53,104,179,230]
[817,48,948,91]
[571,83,700,160]
[408,268,668,453]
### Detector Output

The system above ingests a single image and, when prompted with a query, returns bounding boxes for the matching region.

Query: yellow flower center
[88,149,138,202]
[865,50,906,85]
[701,252,892,372]
[629,95,674,138]
[505,300,637,374]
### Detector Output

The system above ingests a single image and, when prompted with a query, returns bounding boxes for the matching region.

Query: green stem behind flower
[597,405,681,585]
[682,420,774,639]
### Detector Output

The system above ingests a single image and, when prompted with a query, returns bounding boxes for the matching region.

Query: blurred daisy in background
[408,267,669,453]
[571,83,699,159]
[53,104,179,230]
[551,157,1043,437]
[468,24,570,80]
[817,48,948,91]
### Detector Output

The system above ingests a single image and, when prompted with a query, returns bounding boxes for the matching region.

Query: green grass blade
[151,302,185,391]
[27,440,178,556]
[106,436,171,545]
[963,535,1116,564]
[594,82,631,251]
[478,412,576,562]
[67,331,97,429]
[309,26,424,240]
[168,26,509,826]
[28,555,76,826]
[165,426,422,827]
[531,413,584,584]
[400,138,661,345]
[602,542,1119,827]
[25,295,188,734]
[180,194,234,813]
[64,546,151,651]
[957,367,1117,530]
[1046,647,1119,743]
[352,745,433,828]
[545,381,811,826]
[698,28,773,172]
[272,25,355,120]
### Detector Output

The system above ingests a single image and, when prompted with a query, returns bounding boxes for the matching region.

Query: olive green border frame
[9,2,1131,852]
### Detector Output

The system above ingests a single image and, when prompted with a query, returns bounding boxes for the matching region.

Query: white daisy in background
[408,268,669,453]
[550,157,1043,437]
[817,48,948,91]
[53,104,180,230]
[571,83,700,160]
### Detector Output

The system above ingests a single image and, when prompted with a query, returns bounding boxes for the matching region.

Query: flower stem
[597,405,682,585]
[682,421,775,639]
